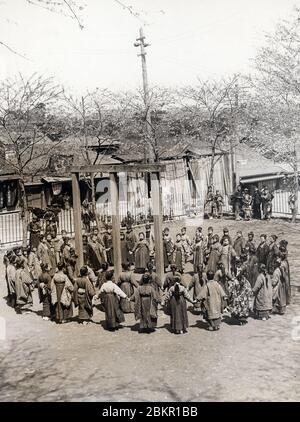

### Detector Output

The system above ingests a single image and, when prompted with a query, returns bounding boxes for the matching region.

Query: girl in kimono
[193,234,204,273]
[103,226,114,266]
[163,229,174,272]
[206,234,222,274]
[28,246,42,285]
[14,259,34,314]
[38,263,53,320]
[253,264,273,320]
[181,227,192,261]
[219,236,236,276]
[198,270,227,331]
[214,262,231,298]
[88,234,107,271]
[98,270,129,331]
[65,247,78,284]
[116,263,139,313]
[227,271,252,325]
[135,232,150,273]
[51,262,74,324]
[188,264,206,313]
[266,234,279,275]
[272,259,287,315]
[165,275,195,334]
[279,248,291,305]
[246,246,259,287]
[125,226,137,266]
[120,231,128,265]
[6,255,16,308]
[73,266,96,324]
[132,273,159,333]
[173,233,185,274]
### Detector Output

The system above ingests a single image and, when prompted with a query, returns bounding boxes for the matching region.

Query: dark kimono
[28,221,41,249]
[51,271,74,323]
[206,242,222,273]
[103,232,114,265]
[193,240,204,273]
[272,267,286,315]
[38,271,53,318]
[126,231,137,265]
[165,283,194,333]
[120,238,128,265]
[266,243,279,274]
[247,255,259,287]
[133,283,159,330]
[163,235,174,269]
[189,271,206,312]
[281,259,291,305]
[233,237,245,256]
[99,280,126,330]
[74,276,96,320]
[117,271,138,313]
[256,242,269,265]
[135,240,150,271]
[173,241,185,272]
[88,240,106,271]
[15,268,33,310]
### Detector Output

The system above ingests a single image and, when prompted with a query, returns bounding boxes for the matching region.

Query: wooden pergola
[71,163,166,281]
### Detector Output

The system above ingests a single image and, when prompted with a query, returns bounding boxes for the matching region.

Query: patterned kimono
[193,239,204,273]
[227,277,252,323]
[206,242,222,273]
[15,268,34,309]
[163,235,174,268]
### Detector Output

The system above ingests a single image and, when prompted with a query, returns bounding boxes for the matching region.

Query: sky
[0,0,299,94]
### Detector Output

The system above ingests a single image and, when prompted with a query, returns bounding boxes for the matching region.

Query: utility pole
[134,27,153,162]
[231,80,239,191]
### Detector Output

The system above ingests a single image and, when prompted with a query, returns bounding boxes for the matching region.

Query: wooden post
[151,172,164,283]
[72,172,84,273]
[110,172,121,280]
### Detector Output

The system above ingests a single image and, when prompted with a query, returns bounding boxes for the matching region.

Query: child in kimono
[198,270,227,331]
[173,233,185,274]
[164,275,196,334]
[135,232,150,273]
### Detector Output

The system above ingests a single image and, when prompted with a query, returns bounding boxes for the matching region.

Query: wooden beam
[71,173,84,273]
[110,173,122,281]
[71,163,166,174]
[151,172,164,283]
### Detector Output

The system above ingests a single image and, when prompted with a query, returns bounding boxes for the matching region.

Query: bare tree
[179,76,249,187]
[0,73,64,244]
[64,89,130,227]
[250,8,300,223]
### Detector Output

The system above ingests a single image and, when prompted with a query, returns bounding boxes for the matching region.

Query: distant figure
[252,187,262,219]
[261,187,274,220]
[214,190,224,218]
[204,186,215,219]
[231,185,243,220]
[242,188,252,220]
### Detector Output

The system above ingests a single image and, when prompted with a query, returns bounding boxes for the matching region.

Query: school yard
[0,217,300,402]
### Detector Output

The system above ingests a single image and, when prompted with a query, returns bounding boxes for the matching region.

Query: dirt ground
[0,217,300,402]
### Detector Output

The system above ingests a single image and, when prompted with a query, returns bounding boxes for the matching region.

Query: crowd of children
[3,223,291,334]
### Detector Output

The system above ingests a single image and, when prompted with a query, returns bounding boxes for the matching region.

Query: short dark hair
[102,262,109,271]
[80,266,88,276]
[105,270,114,281]
[57,262,64,271]
[207,270,215,281]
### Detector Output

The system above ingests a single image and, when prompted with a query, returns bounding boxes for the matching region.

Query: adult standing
[231,185,243,221]
[252,187,262,219]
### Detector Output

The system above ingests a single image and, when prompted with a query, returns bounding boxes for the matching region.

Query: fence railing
[0,189,299,248]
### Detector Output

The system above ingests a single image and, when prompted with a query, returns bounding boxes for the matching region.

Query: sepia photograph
[0,0,300,408]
